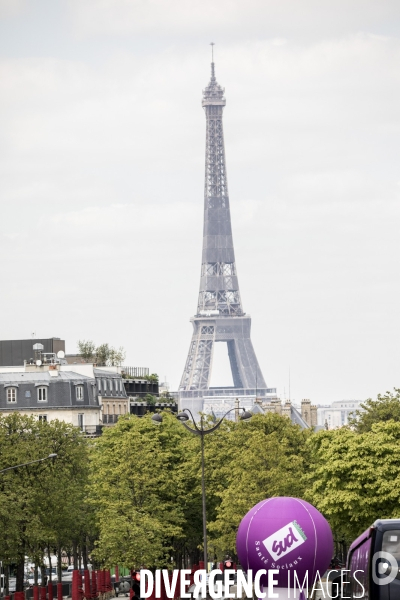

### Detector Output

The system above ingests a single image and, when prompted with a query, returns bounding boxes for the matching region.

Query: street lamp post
[152,407,252,570]
[0,453,57,474]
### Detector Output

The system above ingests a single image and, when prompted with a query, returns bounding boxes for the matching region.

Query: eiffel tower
[179,53,273,403]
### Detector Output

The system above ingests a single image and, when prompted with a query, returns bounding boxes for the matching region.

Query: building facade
[317,400,362,429]
[0,368,100,430]
[300,399,318,428]
[249,399,310,429]
[95,368,129,425]
[0,356,128,433]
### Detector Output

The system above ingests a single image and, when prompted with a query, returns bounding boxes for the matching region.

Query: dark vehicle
[114,577,131,597]
[346,519,400,599]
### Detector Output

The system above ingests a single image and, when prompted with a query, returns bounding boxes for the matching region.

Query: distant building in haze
[317,400,362,429]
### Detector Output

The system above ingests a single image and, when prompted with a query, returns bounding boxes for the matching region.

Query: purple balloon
[236,497,333,588]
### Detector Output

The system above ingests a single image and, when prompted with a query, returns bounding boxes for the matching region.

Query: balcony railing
[121,366,149,378]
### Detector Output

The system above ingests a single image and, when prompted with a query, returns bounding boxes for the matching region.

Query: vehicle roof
[373,519,400,531]
[349,519,400,553]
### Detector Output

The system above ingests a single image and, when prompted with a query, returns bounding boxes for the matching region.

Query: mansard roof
[0,371,94,385]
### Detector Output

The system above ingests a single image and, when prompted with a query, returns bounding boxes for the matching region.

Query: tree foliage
[77,340,126,366]
[88,411,311,566]
[348,388,400,433]
[89,412,190,568]
[307,421,400,541]
[77,339,96,362]
[5,385,400,578]
[205,413,311,554]
[0,414,93,590]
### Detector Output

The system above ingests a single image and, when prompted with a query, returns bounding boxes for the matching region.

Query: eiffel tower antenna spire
[179,54,270,402]
[210,42,215,78]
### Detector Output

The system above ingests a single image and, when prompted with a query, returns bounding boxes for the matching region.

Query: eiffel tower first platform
[179,56,276,409]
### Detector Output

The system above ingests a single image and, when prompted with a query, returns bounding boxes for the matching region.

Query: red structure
[91,570,98,599]
[97,570,104,595]
[72,570,80,600]
[57,583,63,600]
[78,571,84,600]
[104,570,109,593]
[84,570,91,599]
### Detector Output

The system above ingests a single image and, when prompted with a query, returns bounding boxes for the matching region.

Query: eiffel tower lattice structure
[179,58,274,402]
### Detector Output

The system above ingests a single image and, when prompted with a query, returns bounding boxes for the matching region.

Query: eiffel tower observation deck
[179,53,276,404]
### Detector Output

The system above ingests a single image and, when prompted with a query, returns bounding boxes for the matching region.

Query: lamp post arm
[180,420,203,436]
[180,406,245,436]
[200,406,245,435]
[180,408,203,432]
[0,454,56,474]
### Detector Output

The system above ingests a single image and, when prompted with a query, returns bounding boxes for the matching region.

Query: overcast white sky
[1,0,400,404]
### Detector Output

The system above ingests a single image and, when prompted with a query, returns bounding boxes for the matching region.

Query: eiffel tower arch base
[179,315,267,395]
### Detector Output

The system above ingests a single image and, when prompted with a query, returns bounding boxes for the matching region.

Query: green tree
[79,341,126,366]
[107,346,126,366]
[77,340,96,362]
[206,413,311,555]
[348,388,400,432]
[95,343,110,366]
[0,414,92,590]
[307,421,400,541]
[88,412,191,568]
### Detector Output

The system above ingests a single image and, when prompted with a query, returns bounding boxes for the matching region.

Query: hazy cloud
[1,1,400,402]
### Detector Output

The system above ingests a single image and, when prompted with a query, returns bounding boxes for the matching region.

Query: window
[97,379,102,392]
[119,379,122,392]
[25,390,31,398]
[77,414,84,430]
[6,388,17,403]
[38,415,47,422]
[103,378,107,392]
[76,385,84,400]
[37,387,47,402]
[109,379,113,393]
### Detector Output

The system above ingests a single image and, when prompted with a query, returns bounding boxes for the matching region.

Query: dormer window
[76,385,84,400]
[37,387,48,402]
[7,387,17,403]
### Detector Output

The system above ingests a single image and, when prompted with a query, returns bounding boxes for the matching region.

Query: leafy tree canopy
[77,340,126,366]
[348,388,400,433]
[0,414,92,590]
[205,413,311,555]
[89,412,191,569]
[307,421,400,541]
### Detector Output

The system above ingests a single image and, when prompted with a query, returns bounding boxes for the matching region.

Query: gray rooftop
[0,371,94,384]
